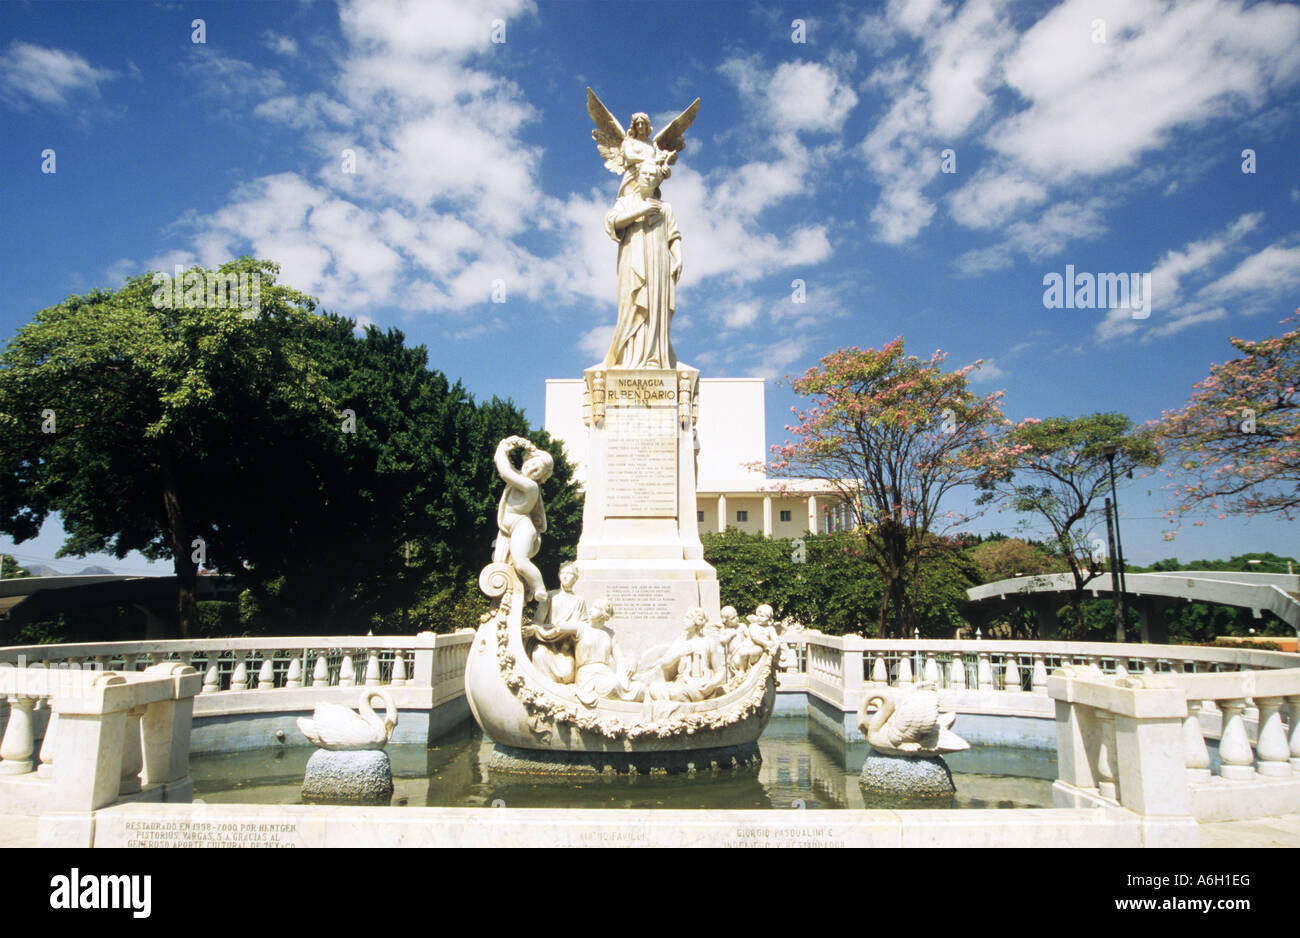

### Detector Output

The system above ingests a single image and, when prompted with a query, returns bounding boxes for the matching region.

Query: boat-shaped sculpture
[465,563,778,771]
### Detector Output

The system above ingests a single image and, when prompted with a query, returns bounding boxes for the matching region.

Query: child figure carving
[493,435,554,622]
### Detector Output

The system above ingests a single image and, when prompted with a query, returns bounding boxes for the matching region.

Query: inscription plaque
[603,582,678,622]
[123,819,299,848]
[604,390,677,517]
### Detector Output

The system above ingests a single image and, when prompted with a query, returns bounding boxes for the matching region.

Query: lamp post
[1100,444,1129,640]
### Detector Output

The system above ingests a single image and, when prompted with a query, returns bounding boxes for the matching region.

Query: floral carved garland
[484,578,775,742]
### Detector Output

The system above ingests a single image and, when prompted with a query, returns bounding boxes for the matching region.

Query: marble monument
[463,90,779,772]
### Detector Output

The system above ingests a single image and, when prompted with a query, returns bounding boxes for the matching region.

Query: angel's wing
[587,87,628,175]
[653,97,701,165]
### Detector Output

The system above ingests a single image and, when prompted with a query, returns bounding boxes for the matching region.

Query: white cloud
[1199,242,1300,304]
[954,199,1107,276]
[719,57,858,135]
[0,41,115,108]
[263,31,299,57]
[578,324,614,361]
[967,358,1007,384]
[1094,213,1292,344]
[947,170,1047,229]
[993,0,1300,180]
[723,302,761,330]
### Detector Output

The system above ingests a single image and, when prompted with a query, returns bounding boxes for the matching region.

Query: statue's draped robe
[604,195,680,369]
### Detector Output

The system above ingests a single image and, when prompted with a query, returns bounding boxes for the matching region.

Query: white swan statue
[297,688,398,751]
[858,682,969,756]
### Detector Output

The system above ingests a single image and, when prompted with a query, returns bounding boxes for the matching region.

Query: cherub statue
[587,87,700,198]
[493,435,554,622]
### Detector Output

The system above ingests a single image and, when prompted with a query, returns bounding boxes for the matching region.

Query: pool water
[191,716,1057,810]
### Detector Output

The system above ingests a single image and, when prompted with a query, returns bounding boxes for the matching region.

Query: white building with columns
[544,377,850,537]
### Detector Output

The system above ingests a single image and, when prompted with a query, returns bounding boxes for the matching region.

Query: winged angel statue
[587,88,700,369]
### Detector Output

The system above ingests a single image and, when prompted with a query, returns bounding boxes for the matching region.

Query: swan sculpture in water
[857,682,968,756]
[298,688,398,751]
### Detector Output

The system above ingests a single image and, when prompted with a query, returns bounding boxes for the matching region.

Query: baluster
[339,655,356,688]
[121,653,137,673]
[37,706,58,779]
[1170,660,1185,674]
[391,652,407,687]
[119,705,146,795]
[1095,709,1118,801]
[365,651,381,687]
[1142,660,1155,677]
[285,658,303,689]
[1183,700,1212,783]
[872,656,887,683]
[1254,697,1292,777]
[897,656,912,686]
[949,654,966,691]
[977,653,993,691]
[146,652,158,667]
[94,655,109,673]
[1031,654,1047,694]
[202,653,221,694]
[1289,696,1300,771]
[257,657,276,690]
[230,654,249,692]
[1217,699,1255,780]
[312,655,329,688]
[923,653,938,684]
[1115,658,1128,679]
[0,695,37,775]
[1004,655,1021,693]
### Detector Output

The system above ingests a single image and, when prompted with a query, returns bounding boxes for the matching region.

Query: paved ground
[4,810,1300,848]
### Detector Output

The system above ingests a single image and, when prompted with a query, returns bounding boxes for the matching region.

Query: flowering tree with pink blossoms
[1158,312,1299,525]
[770,339,1004,638]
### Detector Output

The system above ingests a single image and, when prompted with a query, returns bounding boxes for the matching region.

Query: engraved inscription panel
[604,379,677,517]
[123,819,299,848]
[603,582,678,623]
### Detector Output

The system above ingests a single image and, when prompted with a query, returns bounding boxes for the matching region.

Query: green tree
[973,413,1161,635]
[0,259,582,637]
[0,258,332,636]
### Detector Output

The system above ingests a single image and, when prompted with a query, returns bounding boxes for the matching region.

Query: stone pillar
[1054,699,1097,791]
[1095,710,1118,801]
[1288,696,1300,771]
[1034,601,1059,639]
[1217,699,1255,780]
[1254,697,1292,777]
[1138,597,1170,644]
[1183,700,1212,782]
[140,663,200,798]
[119,705,146,795]
[762,495,773,538]
[0,695,36,775]
[807,495,818,534]
[717,493,727,533]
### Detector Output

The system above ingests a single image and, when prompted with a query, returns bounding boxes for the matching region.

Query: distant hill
[13,563,120,577]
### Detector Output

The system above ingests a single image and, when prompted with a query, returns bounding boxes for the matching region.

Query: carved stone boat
[464,564,777,772]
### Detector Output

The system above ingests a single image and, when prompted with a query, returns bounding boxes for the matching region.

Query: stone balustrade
[1047,662,1300,822]
[2,629,1296,830]
[0,660,201,845]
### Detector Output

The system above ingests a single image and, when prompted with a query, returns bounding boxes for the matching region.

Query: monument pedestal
[572,365,719,663]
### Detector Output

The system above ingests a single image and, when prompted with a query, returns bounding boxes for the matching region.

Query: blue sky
[1,0,1297,575]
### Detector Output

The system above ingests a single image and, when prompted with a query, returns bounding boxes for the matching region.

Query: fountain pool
[191,715,1056,810]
